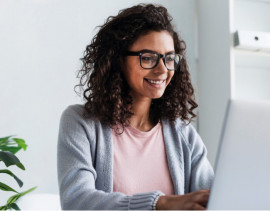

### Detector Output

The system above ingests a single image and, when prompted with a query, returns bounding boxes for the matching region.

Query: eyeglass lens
[140,52,180,70]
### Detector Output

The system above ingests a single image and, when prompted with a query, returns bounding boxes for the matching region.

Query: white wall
[0,0,197,203]
[197,0,232,166]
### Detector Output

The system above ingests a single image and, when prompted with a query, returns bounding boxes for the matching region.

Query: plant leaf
[13,138,27,151]
[0,169,23,187]
[7,186,37,205]
[0,136,26,154]
[0,151,25,170]
[0,136,15,148]
[0,146,21,154]
[0,136,14,143]
[9,203,20,210]
[16,163,25,170]
[0,182,18,193]
[0,205,8,210]
[0,203,20,210]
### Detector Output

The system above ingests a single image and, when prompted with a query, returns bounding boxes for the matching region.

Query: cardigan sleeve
[182,124,214,192]
[57,105,163,210]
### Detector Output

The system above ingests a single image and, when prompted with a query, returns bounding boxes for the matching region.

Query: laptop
[207,99,270,210]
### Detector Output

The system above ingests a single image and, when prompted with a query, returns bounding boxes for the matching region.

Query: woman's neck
[129,96,154,132]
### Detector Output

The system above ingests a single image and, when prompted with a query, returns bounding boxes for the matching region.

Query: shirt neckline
[126,122,161,137]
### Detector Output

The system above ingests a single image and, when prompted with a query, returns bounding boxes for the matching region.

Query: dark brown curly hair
[76,3,198,130]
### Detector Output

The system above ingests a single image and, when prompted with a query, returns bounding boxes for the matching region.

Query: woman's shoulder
[175,118,198,137]
[60,104,99,127]
[61,104,84,118]
[163,117,197,136]
[163,117,204,150]
[59,104,107,142]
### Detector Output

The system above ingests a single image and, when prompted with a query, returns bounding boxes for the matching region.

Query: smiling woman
[57,3,214,210]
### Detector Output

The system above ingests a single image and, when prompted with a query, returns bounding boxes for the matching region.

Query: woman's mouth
[144,78,166,87]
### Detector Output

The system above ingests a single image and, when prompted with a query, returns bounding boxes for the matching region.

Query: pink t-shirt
[112,122,174,196]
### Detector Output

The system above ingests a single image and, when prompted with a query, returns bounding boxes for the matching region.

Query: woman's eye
[166,55,175,61]
[141,56,155,62]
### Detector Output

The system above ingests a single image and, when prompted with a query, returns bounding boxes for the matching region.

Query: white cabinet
[197,0,270,165]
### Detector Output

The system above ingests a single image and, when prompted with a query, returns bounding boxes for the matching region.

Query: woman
[57,3,214,210]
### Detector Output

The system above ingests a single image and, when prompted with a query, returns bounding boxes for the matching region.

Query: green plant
[0,136,37,210]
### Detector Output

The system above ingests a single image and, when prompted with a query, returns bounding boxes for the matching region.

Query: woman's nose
[154,58,168,74]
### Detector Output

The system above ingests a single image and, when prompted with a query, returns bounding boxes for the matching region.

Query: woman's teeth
[145,79,165,84]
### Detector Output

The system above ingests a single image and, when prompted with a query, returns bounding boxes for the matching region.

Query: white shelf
[234,49,270,69]
[234,30,270,52]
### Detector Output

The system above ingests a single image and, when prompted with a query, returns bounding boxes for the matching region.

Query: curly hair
[76,3,198,131]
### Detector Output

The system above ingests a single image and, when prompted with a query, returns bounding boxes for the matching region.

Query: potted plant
[0,136,36,210]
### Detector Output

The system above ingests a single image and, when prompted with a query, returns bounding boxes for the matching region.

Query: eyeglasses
[125,50,182,71]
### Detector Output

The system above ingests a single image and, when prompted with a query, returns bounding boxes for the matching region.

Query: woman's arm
[184,124,214,192]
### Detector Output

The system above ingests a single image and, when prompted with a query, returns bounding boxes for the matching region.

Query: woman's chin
[150,92,165,99]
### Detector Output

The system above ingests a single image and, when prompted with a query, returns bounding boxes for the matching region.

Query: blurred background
[1,0,270,204]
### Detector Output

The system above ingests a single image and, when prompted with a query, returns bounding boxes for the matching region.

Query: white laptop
[207,99,270,210]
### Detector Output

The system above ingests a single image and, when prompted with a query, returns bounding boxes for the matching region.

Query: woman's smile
[144,78,166,88]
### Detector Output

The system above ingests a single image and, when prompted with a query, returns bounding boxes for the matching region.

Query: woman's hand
[156,189,210,210]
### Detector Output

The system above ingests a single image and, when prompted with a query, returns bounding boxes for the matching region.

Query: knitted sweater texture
[57,105,214,210]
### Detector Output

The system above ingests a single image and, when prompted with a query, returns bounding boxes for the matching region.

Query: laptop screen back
[207,99,270,210]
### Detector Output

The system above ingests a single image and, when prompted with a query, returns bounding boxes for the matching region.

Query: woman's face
[123,30,175,101]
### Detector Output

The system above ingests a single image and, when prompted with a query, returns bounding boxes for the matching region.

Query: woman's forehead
[129,30,174,53]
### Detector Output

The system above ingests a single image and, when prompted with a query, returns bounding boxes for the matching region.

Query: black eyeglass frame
[125,50,182,71]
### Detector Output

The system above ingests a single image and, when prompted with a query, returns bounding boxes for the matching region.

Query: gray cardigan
[57,105,214,210]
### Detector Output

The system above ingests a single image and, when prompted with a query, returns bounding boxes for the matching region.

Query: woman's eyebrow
[166,50,175,54]
[139,49,176,54]
[139,49,157,53]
